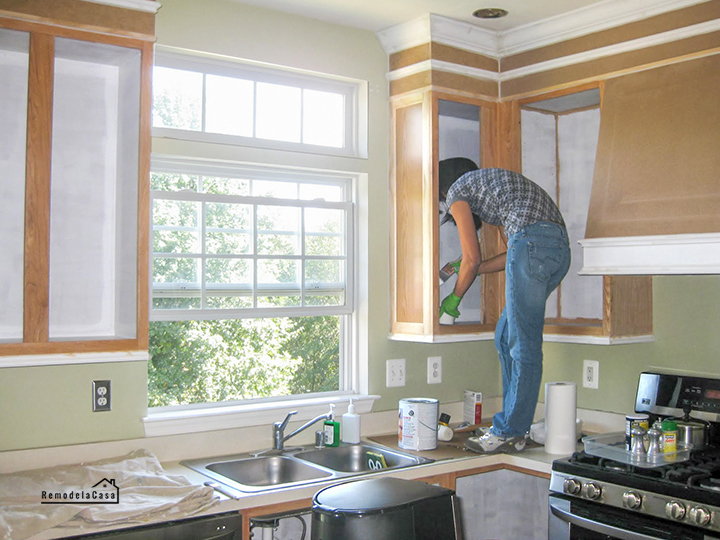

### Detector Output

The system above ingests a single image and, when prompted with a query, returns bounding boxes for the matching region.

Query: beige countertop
[26,429,580,539]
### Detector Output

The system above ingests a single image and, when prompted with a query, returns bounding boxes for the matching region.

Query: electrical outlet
[93,380,112,412]
[427,356,442,384]
[583,360,599,389]
[386,359,406,387]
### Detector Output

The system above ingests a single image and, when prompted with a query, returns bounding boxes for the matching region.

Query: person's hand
[449,258,461,274]
[439,292,462,318]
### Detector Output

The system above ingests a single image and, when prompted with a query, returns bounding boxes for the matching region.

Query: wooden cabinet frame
[0,14,152,356]
[390,90,505,340]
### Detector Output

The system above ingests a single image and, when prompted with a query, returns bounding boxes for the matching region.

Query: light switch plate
[386,359,406,387]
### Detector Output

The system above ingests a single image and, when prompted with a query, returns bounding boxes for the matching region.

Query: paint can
[398,398,438,451]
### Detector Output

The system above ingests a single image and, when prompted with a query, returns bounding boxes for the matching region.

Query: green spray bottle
[323,404,340,447]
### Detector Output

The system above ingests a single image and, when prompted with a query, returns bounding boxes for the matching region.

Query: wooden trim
[501,1,720,72]
[0,0,156,40]
[23,32,54,344]
[501,31,720,99]
[135,40,153,349]
[0,339,147,357]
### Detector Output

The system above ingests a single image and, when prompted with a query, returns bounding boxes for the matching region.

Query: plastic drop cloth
[0,449,217,540]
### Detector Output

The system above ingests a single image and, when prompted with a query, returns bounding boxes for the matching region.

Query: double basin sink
[182,442,434,493]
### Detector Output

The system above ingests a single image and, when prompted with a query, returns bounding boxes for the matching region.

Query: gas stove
[551,447,720,533]
[549,372,720,540]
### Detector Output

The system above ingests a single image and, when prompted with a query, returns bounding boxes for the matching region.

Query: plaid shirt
[445,168,565,236]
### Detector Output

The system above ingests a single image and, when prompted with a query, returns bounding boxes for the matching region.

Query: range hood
[579,54,720,275]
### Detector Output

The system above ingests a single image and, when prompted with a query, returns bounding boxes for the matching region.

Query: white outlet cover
[427,356,442,384]
[583,359,599,389]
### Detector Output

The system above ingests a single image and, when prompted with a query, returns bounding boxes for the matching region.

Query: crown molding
[80,0,162,13]
[499,0,712,56]
[376,14,499,57]
[376,0,712,58]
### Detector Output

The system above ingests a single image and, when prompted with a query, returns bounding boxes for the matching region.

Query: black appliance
[311,476,463,540]
[549,372,720,540]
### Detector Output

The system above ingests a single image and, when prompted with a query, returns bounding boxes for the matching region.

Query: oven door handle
[550,500,662,540]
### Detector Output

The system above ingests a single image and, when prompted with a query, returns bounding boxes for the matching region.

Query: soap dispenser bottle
[323,404,340,447]
[341,399,361,444]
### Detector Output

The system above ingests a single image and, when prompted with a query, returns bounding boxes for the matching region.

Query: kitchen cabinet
[390,89,506,342]
[0,2,155,356]
[455,467,549,540]
[390,83,651,343]
[518,85,653,343]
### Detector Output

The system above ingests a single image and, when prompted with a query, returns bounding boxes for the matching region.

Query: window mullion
[201,199,207,310]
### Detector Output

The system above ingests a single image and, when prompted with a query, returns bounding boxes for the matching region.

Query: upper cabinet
[0,1,157,356]
[390,90,505,342]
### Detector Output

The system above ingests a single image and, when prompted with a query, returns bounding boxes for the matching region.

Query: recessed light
[472,8,509,19]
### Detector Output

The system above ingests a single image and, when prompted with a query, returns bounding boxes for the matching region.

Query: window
[149,158,355,408]
[147,49,366,421]
[152,48,367,158]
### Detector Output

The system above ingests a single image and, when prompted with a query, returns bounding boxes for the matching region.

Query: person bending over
[438,157,571,454]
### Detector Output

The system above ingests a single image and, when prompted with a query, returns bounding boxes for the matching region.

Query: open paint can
[398,398,439,450]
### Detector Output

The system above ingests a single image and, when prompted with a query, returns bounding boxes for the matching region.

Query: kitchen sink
[207,455,333,487]
[294,443,427,473]
[182,442,433,494]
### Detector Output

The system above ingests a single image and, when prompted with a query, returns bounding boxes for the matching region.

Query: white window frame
[152,46,369,159]
[150,157,355,321]
[144,156,372,436]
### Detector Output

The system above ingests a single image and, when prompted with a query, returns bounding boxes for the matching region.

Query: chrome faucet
[273,410,333,450]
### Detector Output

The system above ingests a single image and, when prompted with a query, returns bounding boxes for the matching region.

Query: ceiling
[229,0,612,33]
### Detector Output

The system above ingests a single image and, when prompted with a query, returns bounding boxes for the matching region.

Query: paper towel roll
[544,382,577,455]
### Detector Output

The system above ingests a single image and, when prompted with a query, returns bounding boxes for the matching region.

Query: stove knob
[622,491,643,510]
[689,506,712,526]
[665,501,686,520]
[582,482,603,500]
[563,478,582,495]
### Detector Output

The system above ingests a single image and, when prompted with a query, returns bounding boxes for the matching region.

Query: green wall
[1,0,719,452]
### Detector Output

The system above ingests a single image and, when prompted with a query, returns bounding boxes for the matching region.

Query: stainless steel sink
[207,455,332,487]
[182,442,433,494]
[294,444,428,473]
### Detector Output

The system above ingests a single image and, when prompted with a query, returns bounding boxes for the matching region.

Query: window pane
[303,89,344,148]
[205,74,254,137]
[151,172,199,192]
[206,202,252,254]
[202,175,250,196]
[257,259,300,307]
[253,179,298,199]
[256,82,301,143]
[148,316,340,406]
[305,259,343,285]
[304,208,344,256]
[153,297,201,310]
[152,66,202,131]
[153,257,200,285]
[206,258,252,309]
[299,182,343,202]
[153,200,201,253]
[257,206,300,255]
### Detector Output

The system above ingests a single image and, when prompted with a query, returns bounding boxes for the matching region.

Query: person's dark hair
[439,157,478,202]
[439,157,481,229]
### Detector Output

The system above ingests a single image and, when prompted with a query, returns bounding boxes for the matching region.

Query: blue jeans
[491,221,571,438]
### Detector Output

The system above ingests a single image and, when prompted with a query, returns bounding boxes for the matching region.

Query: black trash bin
[311,476,462,540]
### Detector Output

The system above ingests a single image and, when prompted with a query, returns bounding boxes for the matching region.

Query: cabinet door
[0,28,29,343]
[49,37,141,341]
[455,469,549,540]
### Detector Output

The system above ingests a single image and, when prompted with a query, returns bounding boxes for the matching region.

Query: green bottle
[323,404,340,447]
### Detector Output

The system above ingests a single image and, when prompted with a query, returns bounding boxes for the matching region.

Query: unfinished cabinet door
[520,86,652,342]
[48,37,141,341]
[0,28,29,344]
